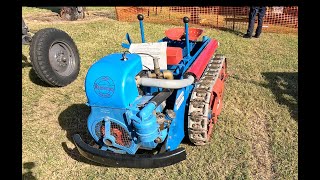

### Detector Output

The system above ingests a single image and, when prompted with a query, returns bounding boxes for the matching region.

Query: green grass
[86,6,115,11]
[22,7,56,16]
[22,7,298,180]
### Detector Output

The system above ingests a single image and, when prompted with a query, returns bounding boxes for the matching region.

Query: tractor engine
[85,53,171,154]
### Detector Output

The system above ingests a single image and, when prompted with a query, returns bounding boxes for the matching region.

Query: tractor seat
[166,47,183,65]
[165,27,203,41]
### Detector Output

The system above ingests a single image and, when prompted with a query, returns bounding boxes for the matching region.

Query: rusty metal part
[156,112,166,124]
[163,70,174,80]
[147,70,173,80]
[147,72,157,78]
[166,109,176,119]
[153,57,161,77]
[111,128,125,146]
[154,137,162,143]
[100,123,105,137]
[187,54,227,145]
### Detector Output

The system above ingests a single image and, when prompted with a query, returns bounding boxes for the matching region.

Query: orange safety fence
[115,6,298,34]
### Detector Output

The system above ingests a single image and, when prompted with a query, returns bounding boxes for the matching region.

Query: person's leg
[245,7,258,37]
[254,7,267,37]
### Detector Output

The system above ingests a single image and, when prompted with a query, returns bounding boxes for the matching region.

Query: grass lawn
[22,7,298,180]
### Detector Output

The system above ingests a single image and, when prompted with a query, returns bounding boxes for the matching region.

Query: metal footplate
[73,134,187,168]
[188,54,226,145]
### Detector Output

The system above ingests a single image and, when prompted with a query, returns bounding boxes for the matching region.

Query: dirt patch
[24,12,62,22]
[90,11,117,20]
[248,109,274,179]
[23,10,117,24]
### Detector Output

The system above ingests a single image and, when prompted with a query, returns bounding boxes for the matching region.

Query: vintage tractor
[73,14,227,168]
[22,18,80,87]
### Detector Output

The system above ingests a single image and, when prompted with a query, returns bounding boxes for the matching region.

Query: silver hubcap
[48,41,75,76]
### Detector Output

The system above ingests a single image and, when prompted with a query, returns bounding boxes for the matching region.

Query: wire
[134,52,156,60]
[121,50,131,60]
[123,50,155,59]
[123,50,131,54]
[122,51,156,61]
[135,52,158,71]
[143,65,151,71]
[124,51,156,71]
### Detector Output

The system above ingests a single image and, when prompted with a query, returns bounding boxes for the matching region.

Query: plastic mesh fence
[115,6,298,34]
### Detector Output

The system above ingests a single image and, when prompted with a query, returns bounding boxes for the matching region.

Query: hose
[137,75,194,89]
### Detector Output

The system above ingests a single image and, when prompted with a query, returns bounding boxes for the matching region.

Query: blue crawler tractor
[73,14,227,168]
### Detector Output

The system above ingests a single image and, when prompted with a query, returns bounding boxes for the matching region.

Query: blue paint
[139,19,145,43]
[121,43,130,49]
[121,33,133,49]
[87,107,139,154]
[166,84,194,150]
[202,35,208,41]
[85,53,142,108]
[184,22,190,58]
[126,33,132,44]
[138,103,156,120]
[132,102,158,142]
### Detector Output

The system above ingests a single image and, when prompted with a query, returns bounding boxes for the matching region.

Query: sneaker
[243,34,252,38]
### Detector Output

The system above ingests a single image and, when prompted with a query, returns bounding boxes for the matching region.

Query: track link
[188,54,226,145]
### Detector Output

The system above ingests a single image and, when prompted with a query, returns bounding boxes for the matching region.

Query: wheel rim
[48,41,76,77]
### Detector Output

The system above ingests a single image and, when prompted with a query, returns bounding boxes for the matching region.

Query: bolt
[166,109,176,119]
[154,137,162,143]
[104,139,112,146]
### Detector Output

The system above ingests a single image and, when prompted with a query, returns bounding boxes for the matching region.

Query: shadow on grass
[58,104,105,166]
[230,72,298,121]
[262,72,298,121]
[217,27,245,37]
[28,69,51,87]
[36,7,61,14]
[181,136,196,146]
[22,62,32,68]
[22,53,28,61]
[22,162,37,180]
[22,54,32,68]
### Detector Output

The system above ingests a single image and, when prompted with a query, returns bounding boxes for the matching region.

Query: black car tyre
[29,28,80,87]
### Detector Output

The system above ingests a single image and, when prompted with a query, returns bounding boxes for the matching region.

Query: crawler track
[188,54,227,145]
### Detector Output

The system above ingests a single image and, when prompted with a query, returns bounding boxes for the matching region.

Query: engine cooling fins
[73,134,186,168]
